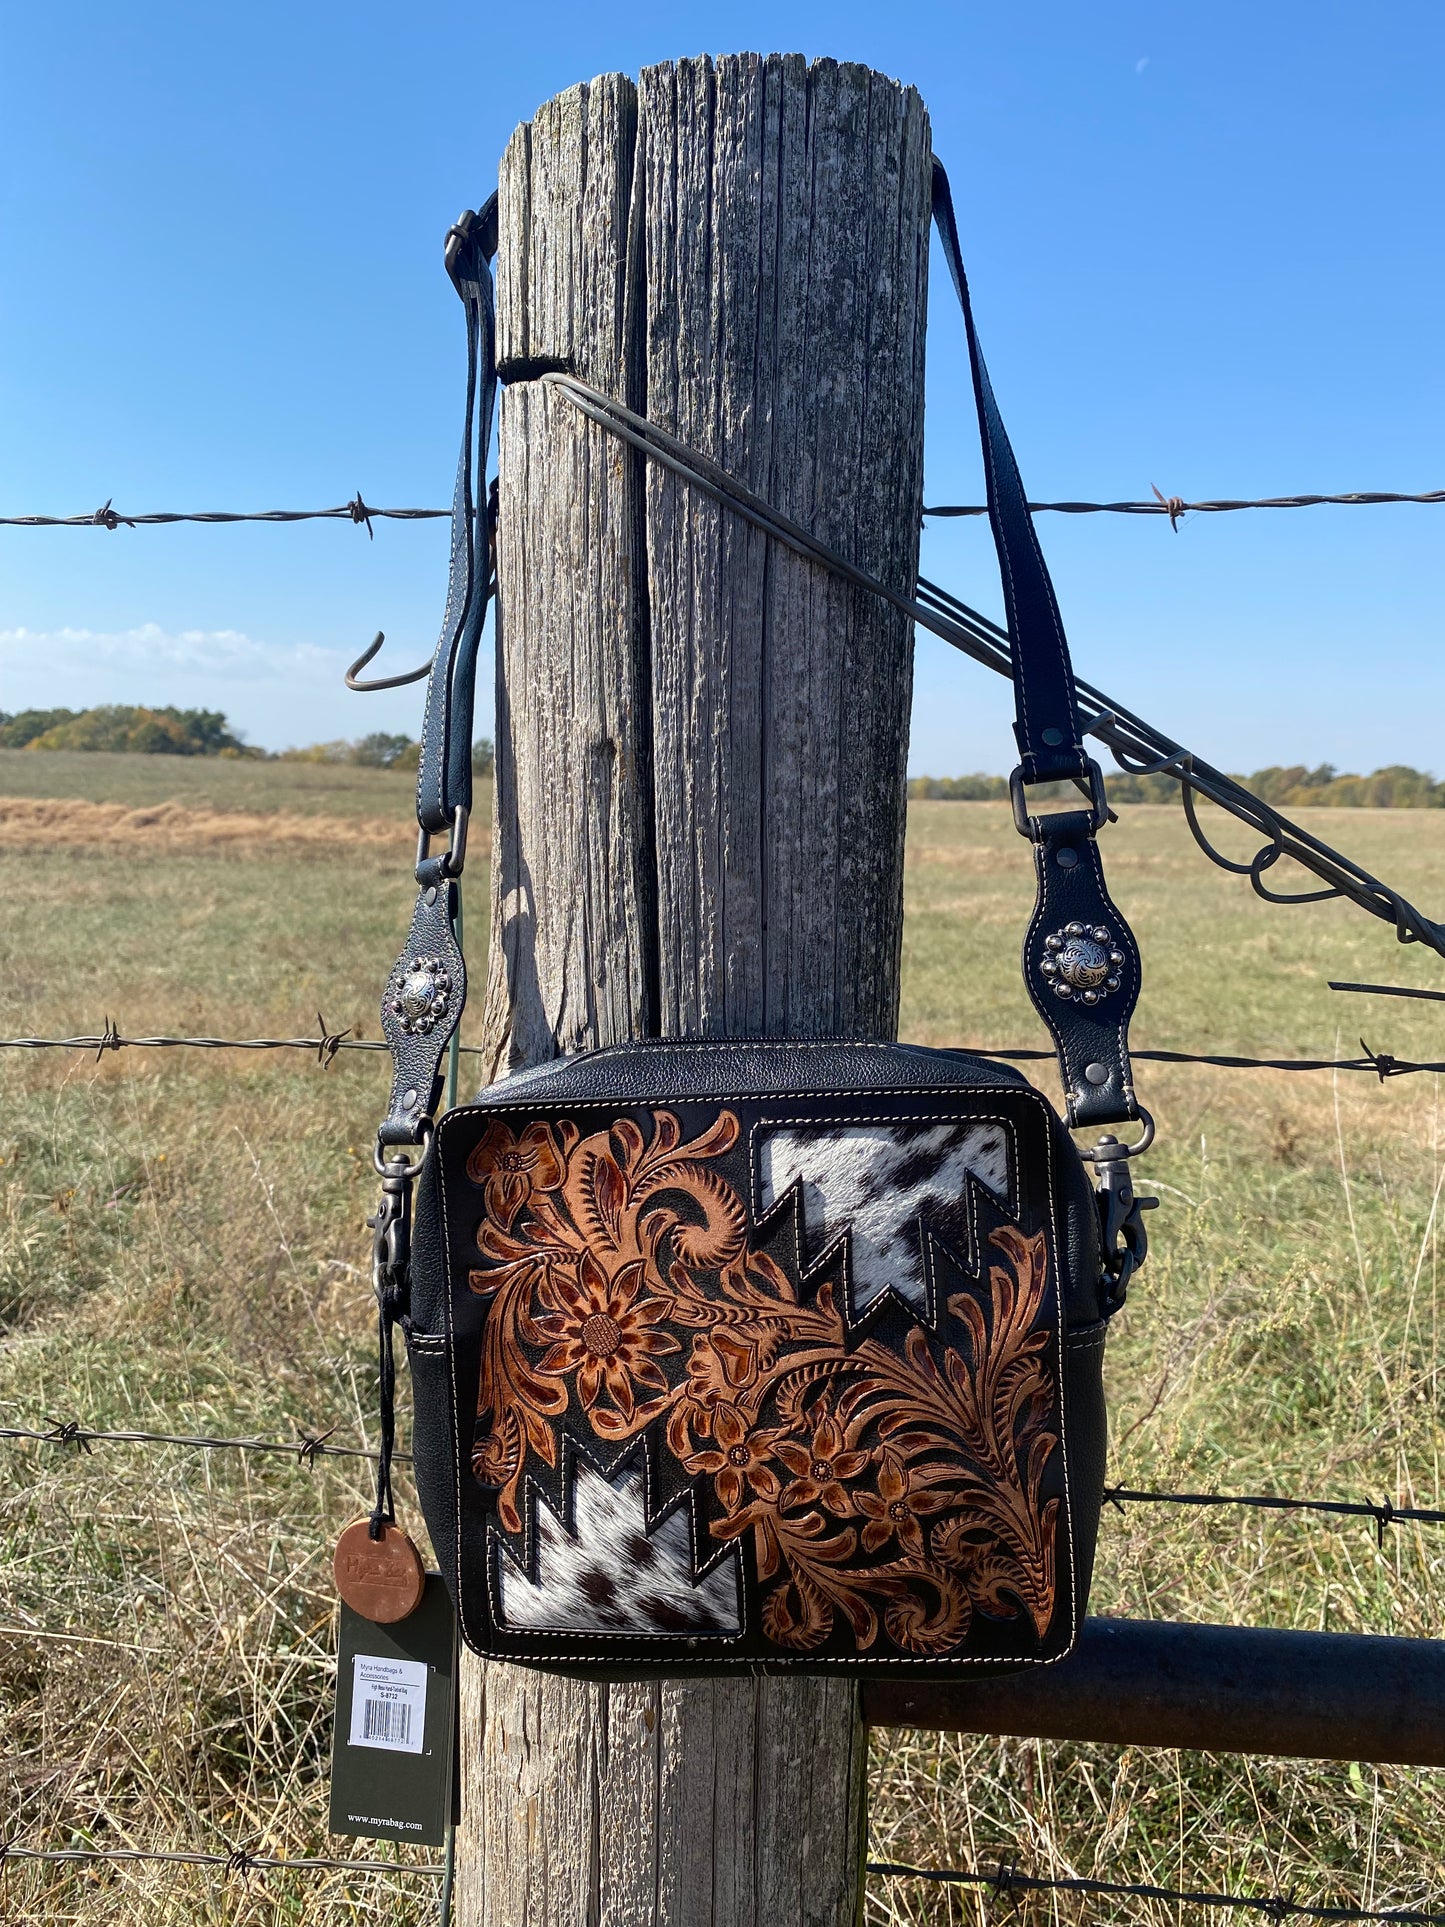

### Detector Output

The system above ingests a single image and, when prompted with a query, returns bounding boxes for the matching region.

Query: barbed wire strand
[0,497,447,537]
[0,1020,483,1064]
[10,1843,1440,1914]
[0,1841,441,1877]
[4,1418,1440,1543]
[0,1029,1437,1080]
[5,489,1443,533]
[0,1419,411,1467]
[1103,1485,1445,1545]
[922,486,1445,524]
[867,1860,1445,1923]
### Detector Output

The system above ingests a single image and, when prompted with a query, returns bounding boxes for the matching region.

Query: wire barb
[1152,483,1187,530]
[314,1012,351,1068]
[294,1424,339,1467]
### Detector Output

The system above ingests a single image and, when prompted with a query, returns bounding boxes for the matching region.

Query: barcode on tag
[348,1653,427,1756]
[361,1697,412,1746]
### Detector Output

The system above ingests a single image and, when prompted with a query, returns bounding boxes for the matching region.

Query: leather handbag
[365,163,1154,1676]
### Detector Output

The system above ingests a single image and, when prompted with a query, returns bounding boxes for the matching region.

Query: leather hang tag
[333,1519,427,1624]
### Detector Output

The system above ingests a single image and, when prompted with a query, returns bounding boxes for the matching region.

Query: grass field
[2,754,1443,1925]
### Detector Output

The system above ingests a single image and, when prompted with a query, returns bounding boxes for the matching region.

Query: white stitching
[443,1081,1061,1126]
[435,1084,1083,1664]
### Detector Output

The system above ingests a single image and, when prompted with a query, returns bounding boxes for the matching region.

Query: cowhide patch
[756,1118,1010,1315]
[495,1459,743,1636]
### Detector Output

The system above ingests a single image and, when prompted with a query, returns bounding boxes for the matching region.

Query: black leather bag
[368,163,1152,1676]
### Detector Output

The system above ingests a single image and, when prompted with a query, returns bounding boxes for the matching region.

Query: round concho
[386,953,452,1037]
[333,1518,426,1623]
[1039,921,1126,1006]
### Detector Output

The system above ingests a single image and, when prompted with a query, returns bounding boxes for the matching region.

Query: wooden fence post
[459,55,932,1924]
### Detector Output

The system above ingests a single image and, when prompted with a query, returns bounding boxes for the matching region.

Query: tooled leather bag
[366,163,1154,1676]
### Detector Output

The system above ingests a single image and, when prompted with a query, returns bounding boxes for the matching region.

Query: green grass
[0,748,454,821]
[2,758,1443,1923]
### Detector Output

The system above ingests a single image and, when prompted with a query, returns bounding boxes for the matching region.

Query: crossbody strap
[930,159,1143,1132]
[931,162,1091,789]
[375,160,1143,1144]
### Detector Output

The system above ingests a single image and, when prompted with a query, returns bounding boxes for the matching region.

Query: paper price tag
[329,1574,457,1848]
[348,1654,427,1755]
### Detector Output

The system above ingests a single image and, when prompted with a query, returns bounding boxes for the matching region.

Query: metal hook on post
[344,632,434,692]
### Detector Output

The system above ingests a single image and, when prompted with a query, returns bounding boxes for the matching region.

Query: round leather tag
[333,1519,426,1623]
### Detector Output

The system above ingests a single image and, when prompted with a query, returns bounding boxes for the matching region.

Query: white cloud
[0,622,340,685]
[0,621,455,751]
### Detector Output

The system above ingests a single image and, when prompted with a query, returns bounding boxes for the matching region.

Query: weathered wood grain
[479,72,650,1077]
[458,55,931,1926]
[641,54,930,1039]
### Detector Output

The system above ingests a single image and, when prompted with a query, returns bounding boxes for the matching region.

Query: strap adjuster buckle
[415,804,469,880]
[1010,758,1109,839]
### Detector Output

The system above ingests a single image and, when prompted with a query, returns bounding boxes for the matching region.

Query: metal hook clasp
[345,631,434,693]
[1086,1116,1158,1312]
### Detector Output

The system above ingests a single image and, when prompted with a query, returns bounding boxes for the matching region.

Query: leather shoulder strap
[379,167,1142,1138]
[931,161,1141,1128]
[931,161,1089,787]
[414,195,499,845]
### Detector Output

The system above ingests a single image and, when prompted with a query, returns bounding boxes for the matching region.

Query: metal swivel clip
[367,1147,418,1326]
[1087,1124,1158,1313]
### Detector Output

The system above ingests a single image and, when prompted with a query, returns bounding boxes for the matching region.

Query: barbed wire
[0,1027,1438,1080]
[867,1860,1445,1922]
[1103,1485,1445,1546]
[0,1017,482,1065]
[5,1417,1440,1547]
[0,1840,441,1877]
[972,1044,1445,1081]
[0,497,447,539]
[13,1843,1438,1914]
[922,486,1445,527]
[4,489,1442,534]
[0,1418,410,1467]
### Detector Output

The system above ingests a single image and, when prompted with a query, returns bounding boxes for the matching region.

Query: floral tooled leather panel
[455,1097,1071,1666]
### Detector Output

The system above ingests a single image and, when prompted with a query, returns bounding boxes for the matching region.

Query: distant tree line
[0,704,247,756]
[909,763,1445,808]
[0,705,1423,804]
[0,705,494,773]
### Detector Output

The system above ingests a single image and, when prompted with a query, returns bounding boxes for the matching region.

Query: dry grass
[0,796,419,857]
[1,762,1443,1923]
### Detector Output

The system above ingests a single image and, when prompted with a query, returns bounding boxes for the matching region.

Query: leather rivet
[1083,1063,1109,1086]
[403,1088,419,1108]
[425,886,437,905]
[1041,726,1064,746]
[1056,847,1079,868]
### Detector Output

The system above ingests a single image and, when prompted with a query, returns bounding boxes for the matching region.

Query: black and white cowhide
[756,1118,1010,1316]
[495,1459,742,1636]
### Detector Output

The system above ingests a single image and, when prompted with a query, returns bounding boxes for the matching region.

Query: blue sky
[1,2,1440,771]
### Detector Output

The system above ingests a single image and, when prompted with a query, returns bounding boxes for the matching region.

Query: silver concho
[387,953,453,1037]
[1039,922,1125,1006]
